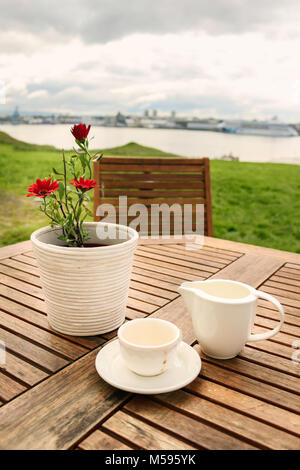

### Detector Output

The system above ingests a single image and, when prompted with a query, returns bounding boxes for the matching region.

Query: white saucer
[95,340,201,394]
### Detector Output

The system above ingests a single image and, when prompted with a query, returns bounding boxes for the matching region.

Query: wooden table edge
[0,236,299,449]
[198,236,300,264]
[1,236,299,266]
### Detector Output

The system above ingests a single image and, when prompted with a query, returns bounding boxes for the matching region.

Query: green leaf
[52,167,63,175]
[78,153,86,171]
[58,182,65,200]
[93,153,103,162]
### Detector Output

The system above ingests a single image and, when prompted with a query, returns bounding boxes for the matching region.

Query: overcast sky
[1,0,300,121]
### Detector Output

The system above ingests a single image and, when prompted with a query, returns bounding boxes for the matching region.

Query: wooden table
[0,236,299,450]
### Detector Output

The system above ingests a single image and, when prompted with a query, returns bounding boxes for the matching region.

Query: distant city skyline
[0,106,291,124]
[1,1,300,121]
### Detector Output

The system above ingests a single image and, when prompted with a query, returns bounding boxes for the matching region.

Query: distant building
[115,112,127,127]
[187,118,220,131]
[126,117,142,127]
[144,110,149,117]
[11,106,20,125]
[152,109,157,118]
[171,110,176,119]
[104,112,127,127]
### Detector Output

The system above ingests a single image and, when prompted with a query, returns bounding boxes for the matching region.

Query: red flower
[69,177,96,191]
[26,178,59,198]
[71,123,91,141]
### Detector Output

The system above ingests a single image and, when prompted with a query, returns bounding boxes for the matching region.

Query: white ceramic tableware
[179,279,285,359]
[95,339,201,394]
[118,318,182,376]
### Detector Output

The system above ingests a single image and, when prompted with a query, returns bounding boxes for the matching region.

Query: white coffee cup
[179,279,285,359]
[118,318,182,376]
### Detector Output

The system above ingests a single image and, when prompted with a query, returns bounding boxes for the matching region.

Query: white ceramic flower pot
[31,222,139,336]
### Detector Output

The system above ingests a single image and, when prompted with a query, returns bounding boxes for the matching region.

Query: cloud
[0,1,300,121]
[0,0,299,45]
[27,89,49,100]
[0,80,5,104]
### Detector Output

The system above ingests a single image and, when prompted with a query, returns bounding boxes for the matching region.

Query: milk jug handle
[247,290,284,342]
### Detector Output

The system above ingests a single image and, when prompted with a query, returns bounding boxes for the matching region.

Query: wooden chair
[93,157,213,236]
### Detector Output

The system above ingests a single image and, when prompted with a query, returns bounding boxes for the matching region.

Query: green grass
[211,160,300,252]
[0,131,300,252]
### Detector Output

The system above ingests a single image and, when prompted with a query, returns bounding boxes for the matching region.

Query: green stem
[42,199,66,238]
[62,149,70,215]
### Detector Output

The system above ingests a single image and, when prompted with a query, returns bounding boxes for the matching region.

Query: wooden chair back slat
[93,157,213,236]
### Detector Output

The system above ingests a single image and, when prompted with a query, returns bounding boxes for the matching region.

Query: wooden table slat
[137,245,228,269]
[0,310,88,360]
[189,350,300,436]
[21,251,36,259]
[1,349,48,387]
[265,278,300,293]
[129,279,178,300]
[279,267,300,279]
[135,250,219,274]
[199,357,300,413]
[0,371,27,402]
[0,348,129,450]
[161,243,241,262]
[0,258,40,277]
[205,350,300,395]
[11,254,38,267]
[257,305,300,328]
[0,286,45,313]
[125,308,147,320]
[155,390,300,450]
[259,286,300,307]
[285,262,300,271]
[0,264,41,287]
[128,287,170,307]
[0,326,69,372]
[258,298,300,318]
[271,272,300,286]
[132,265,189,286]
[124,397,257,450]
[212,253,284,287]
[238,347,300,386]
[255,313,300,336]
[126,297,159,315]
[78,429,133,450]
[0,273,44,300]
[102,410,197,450]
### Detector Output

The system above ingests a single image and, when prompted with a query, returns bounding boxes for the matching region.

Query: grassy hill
[0,130,56,152]
[101,141,181,157]
[0,131,300,252]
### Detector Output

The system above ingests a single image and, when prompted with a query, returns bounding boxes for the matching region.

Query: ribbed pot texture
[31,222,139,336]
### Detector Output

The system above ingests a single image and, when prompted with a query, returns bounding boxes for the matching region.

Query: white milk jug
[179,279,284,359]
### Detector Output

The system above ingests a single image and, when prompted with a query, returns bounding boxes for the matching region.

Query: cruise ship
[219,120,298,137]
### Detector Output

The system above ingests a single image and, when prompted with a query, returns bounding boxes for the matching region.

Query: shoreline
[1,124,300,165]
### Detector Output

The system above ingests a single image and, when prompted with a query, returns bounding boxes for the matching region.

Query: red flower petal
[26,178,59,198]
[70,123,91,141]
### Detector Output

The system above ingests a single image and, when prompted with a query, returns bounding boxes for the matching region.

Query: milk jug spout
[178,282,200,315]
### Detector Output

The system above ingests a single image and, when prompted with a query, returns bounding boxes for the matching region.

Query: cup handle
[247,290,284,342]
